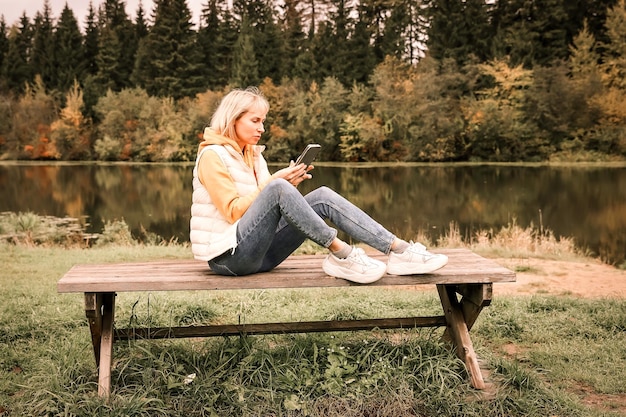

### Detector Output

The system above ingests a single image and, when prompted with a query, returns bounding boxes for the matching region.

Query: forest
[0,0,625,162]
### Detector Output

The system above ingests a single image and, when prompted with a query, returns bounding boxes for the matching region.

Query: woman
[190,87,448,284]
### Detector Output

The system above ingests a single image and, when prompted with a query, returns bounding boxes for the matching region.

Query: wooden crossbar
[115,316,449,340]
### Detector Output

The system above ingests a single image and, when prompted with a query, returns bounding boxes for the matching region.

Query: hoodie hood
[199,127,265,168]
[200,127,240,151]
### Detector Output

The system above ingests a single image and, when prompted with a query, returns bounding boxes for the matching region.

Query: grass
[0,216,625,416]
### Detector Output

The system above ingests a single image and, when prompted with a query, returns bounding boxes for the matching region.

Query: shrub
[50,81,92,160]
[96,219,136,246]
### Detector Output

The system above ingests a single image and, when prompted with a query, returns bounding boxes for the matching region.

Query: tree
[54,4,85,92]
[569,21,601,80]
[562,0,618,53]
[198,0,237,89]
[491,0,569,68]
[346,7,377,84]
[0,17,8,91]
[567,22,603,130]
[233,0,284,83]
[50,81,92,159]
[132,0,205,98]
[426,0,492,65]
[30,0,56,89]
[4,14,33,93]
[600,0,626,89]
[322,0,356,85]
[366,56,416,160]
[135,0,150,40]
[83,2,99,77]
[10,76,59,159]
[281,0,309,80]
[92,0,137,93]
[379,0,411,61]
[524,63,591,148]
[300,0,332,36]
[309,20,334,81]
[230,13,260,86]
[462,59,549,161]
[591,0,626,155]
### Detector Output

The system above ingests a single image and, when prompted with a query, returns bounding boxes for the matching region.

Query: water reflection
[1,162,625,265]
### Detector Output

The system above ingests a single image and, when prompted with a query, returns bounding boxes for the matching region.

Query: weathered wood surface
[58,248,515,293]
[115,316,449,340]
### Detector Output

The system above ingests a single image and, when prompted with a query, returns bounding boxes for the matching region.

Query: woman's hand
[272,162,314,186]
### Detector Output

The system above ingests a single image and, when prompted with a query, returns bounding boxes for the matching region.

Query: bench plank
[57,248,515,293]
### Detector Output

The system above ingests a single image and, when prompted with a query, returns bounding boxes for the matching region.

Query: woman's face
[234,105,267,149]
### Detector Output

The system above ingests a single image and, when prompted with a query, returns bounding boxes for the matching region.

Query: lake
[1,162,625,265]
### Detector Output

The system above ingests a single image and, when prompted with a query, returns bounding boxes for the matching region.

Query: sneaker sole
[386,254,448,276]
[322,259,386,284]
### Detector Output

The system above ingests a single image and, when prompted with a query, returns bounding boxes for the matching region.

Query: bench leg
[85,293,102,366]
[437,284,486,390]
[441,284,492,342]
[96,292,116,397]
[455,283,492,331]
[84,292,117,397]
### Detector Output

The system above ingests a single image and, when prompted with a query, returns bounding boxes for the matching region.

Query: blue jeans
[208,179,396,276]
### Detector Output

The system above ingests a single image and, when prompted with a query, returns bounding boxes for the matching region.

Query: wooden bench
[57,248,515,397]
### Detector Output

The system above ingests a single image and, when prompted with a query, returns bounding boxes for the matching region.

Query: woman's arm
[197,150,261,223]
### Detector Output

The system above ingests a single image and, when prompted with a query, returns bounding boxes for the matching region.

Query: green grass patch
[1,243,625,416]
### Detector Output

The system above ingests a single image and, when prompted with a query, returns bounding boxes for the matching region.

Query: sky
[0,0,206,28]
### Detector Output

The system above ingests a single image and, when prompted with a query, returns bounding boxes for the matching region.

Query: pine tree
[230,13,260,86]
[30,0,56,89]
[83,2,99,76]
[426,0,491,65]
[92,0,137,93]
[309,20,334,81]
[0,17,8,90]
[322,0,356,85]
[569,21,600,81]
[281,0,308,80]
[4,14,33,92]
[94,24,124,92]
[491,0,569,68]
[198,0,237,89]
[135,0,150,40]
[601,0,626,89]
[303,0,332,35]
[563,0,618,52]
[132,0,205,98]
[297,0,333,81]
[379,0,411,61]
[234,0,283,83]
[358,0,389,63]
[54,4,85,92]
[347,6,377,83]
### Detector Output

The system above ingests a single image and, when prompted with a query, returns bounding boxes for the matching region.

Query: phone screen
[295,144,321,166]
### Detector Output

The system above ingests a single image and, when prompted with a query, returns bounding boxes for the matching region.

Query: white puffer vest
[190,144,270,261]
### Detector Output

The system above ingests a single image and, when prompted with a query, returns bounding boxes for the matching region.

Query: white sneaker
[323,247,386,284]
[387,242,448,275]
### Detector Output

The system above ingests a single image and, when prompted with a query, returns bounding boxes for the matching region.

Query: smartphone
[295,144,321,166]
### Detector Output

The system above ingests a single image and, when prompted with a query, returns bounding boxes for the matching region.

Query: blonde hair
[210,87,270,141]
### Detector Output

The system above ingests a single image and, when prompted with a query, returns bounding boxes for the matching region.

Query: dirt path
[492,257,626,298]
